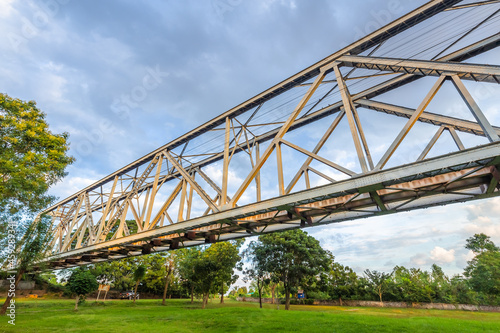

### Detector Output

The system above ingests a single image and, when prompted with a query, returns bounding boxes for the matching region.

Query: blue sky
[1,0,499,277]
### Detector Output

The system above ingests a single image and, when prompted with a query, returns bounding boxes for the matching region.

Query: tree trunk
[257,279,262,309]
[202,293,209,309]
[284,284,290,310]
[339,297,343,306]
[220,283,224,304]
[271,284,276,304]
[161,276,170,306]
[162,263,173,306]
[133,280,139,303]
[74,295,79,311]
[190,285,194,303]
[0,269,25,315]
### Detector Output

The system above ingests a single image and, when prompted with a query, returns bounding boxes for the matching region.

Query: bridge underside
[34,0,500,270]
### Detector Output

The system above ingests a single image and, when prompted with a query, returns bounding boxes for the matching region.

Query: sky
[1,0,499,278]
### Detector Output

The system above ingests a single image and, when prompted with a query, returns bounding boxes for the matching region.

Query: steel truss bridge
[37,0,500,269]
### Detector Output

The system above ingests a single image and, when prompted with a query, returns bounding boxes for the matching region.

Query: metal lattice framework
[36,0,500,269]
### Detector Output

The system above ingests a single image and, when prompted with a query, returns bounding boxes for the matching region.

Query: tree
[211,240,242,304]
[0,215,52,315]
[192,247,219,309]
[392,266,434,303]
[364,269,392,303]
[133,265,146,303]
[329,262,358,305]
[0,92,74,218]
[255,229,331,310]
[67,268,99,311]
[0,94,73,315]
[90,257,136,291]
[177,247,202,303]
[229,286,248,297]
[162,255,175,306]
[176,242,242,309]
[464,235,500,297]
[465,233,499,254]
[430,264,449,303]
[90,253,184,298]
[244,240,271,308]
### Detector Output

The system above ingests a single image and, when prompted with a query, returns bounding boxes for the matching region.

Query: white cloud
[464,223,500,238]
[410,253,428,266]
[463,250,475,262]
[430,246,455,264]
[0,0,15,18]
[462,197,500,238]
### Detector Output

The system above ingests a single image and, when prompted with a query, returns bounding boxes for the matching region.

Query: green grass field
[0,298,499,332]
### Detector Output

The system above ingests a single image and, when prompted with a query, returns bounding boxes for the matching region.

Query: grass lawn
[0,298,499,332]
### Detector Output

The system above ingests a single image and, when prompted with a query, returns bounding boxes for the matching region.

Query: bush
[306,291,330,301]
[33,273,66,293]
[284,299,314,305]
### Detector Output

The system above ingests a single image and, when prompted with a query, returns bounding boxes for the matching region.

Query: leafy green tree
[430,264,449,303]
[442,275,476,305]
[229,286,248,297]
[133,265,146,303]
[329,262,358,305]
[162,255,175,305]
[244,240,271,308]
[464,235,500,299]
[90,257,136,291]
[0,92,74,219]
[193,247,219,309]
[140,254,171,295]
[392,266,434,303]
[465,233,499,254]
[176,241,242,309]
[90,253,183,297]
[255,229,331,310]
[67,268,99,310]
[176,248,200,303]
[364,269,392,302]
[0,93,73,315]
[0,215,52,315]
[212,240,243,304]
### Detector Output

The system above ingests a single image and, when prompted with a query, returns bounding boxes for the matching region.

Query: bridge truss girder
[32,0,500,269]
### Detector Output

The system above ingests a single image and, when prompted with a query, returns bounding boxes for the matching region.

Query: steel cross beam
[338,55,500,83]
[355,99,500,137]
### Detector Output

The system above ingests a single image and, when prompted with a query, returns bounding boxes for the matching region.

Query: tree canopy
[67,268,98,310]
[465,233,499,254]
[464,234,500,298]
[251,229,331,310]
[133,265,147,303]
[176,241,243,309]
[0,93,74,217]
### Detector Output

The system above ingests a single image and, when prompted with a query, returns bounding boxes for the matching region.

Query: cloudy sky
[1,0,499,277]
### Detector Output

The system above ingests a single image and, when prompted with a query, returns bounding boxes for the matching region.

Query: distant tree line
[16,231,500,311]
[240,232,500,307]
